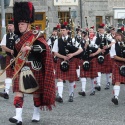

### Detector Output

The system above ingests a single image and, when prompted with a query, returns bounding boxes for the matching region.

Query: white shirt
[110,41,125,58]
[106,33,115,43]
[88,36,98,48]
[47,36,58,46]
[52,39,58,52]
[0,34,7,46]
[47,39,51,46]
[90,36,96,45]
[72,37,82,48]
[52,35,82,53]
[62,35,68,41]
[110,43,116,58]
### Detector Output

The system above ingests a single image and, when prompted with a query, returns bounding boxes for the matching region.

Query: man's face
[77,31,82,36]
[8,24,14,32]
[115,34,122,41]
[18,22,29,33]
[89,28,94,33]
[98,28,105,34]
[60,28,68,36]
[110,30,115,34]
[53,30,58,36]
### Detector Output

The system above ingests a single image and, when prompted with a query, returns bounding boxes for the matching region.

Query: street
[0,74,125,125]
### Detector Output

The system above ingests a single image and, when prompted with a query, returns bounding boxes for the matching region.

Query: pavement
[0,74,125,125]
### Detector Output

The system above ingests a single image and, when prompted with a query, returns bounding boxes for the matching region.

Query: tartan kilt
[96,56,102,72]
[112,61,125,84]
[55,58,78,81]
[6,56,13,78]
[101,54,112,73]
[13,62,44,94]
[80,58,98,79]
[52,54,57,70]
[77,58,82,67]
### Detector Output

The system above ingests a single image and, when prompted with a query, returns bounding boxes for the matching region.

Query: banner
[54,0,78,6]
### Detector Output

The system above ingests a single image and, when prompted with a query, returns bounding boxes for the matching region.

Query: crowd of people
[0,1,125,125]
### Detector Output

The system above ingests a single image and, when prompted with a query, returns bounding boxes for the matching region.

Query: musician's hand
[21,46,31,52]
[10,50,14,55]
[63,56,69,61]
[84,43,88,50]
[89,53,95,57]
[101,49,106,54]
[103,45,108,49]
[67,53,74,59]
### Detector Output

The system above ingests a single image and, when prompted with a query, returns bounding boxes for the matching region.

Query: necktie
[100,35,102,41]
[120,42,123,47]
[10,33,13,39]
[64,37,66,42]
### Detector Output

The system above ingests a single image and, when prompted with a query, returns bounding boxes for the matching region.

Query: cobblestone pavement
[0,74,125,125]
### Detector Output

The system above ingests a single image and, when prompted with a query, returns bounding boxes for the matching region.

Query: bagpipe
[47,34,55,51]
[60,38,76,72]
[97,34,106,64]
[118,42,125,76]
[59,37,79,72]
[60,60,69,72]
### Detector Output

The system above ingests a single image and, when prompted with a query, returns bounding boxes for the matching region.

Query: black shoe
[63,80,66,83]
[90,91,95,96]
[55,96,63,103]
[0,92,9,99]
[68,96,73,102]
[121,82,125,84]
[32,119,39,122]
[78,91,86,96]
[95,86,101,91]
[111,97,118,105]
[9,117,22,125]
[105,84,110,90]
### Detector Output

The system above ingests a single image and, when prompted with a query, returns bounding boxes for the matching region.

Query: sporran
[19,66,39,93]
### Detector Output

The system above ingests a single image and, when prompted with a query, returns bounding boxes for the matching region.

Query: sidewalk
[0,70,6,83]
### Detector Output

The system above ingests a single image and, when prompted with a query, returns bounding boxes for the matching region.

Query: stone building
[0,0,125,39]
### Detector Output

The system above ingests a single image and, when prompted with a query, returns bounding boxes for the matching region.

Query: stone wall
[2,0,125,32]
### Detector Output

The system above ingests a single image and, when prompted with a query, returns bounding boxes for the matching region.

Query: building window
[58,12,70,24]
[96,16,102,30]
[0,13,13,40]
[118,19,125,28]
[31,12,46,37]
[34,13,44,21]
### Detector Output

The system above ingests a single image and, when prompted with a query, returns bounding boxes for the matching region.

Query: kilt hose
[55,58,79,82]
[112,60,125,84]
[80,58,98,79]
[6,56,14,78]
[101,54,112,73]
